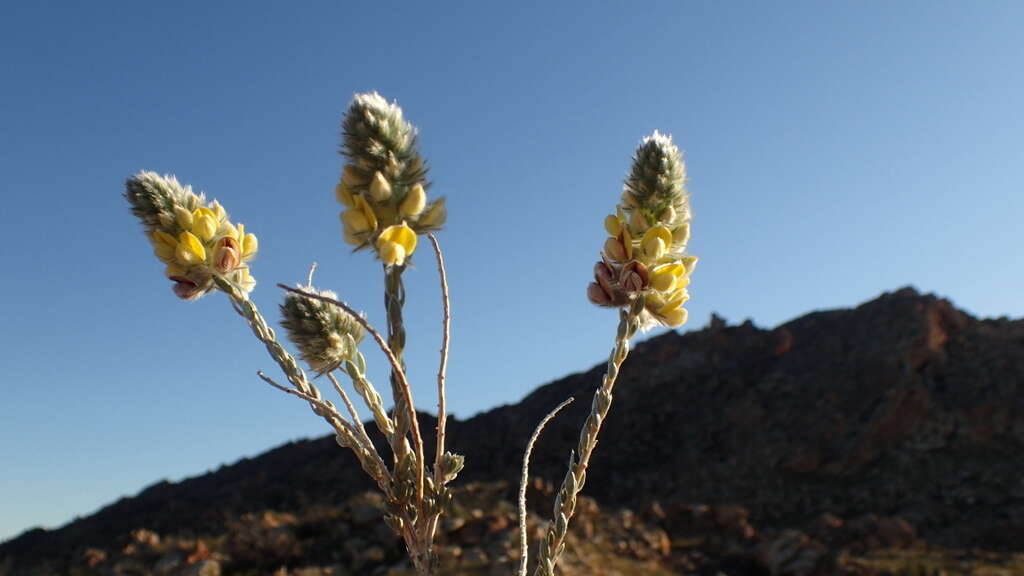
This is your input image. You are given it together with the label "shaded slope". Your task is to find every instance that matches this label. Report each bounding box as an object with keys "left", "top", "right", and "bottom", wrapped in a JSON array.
[{"left": 4, "top": 287, "right": 1024, "bottom": 569}]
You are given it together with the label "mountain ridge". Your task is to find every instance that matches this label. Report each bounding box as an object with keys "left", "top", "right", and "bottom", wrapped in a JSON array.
[{"left": 5, "top": 286, "right": 1024, "bottom": 574}]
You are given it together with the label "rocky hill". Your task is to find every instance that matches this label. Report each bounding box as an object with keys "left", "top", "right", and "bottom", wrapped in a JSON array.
[{"left": 4, "top": 287, "right": 1024, "bottom": 575}]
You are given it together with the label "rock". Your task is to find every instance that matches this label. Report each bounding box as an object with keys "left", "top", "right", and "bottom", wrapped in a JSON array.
[
  {"left": 130, "top": 529, "right": 160, "bottom": 548},
  {"left": 180, "top": 559, "right": 220, "bottom": 576},
  {"left": 758, "top": 530, "right": 830, "bottom": 576},
  {"left": 153, "top": 552, "right": 183, "bottom": 575}
]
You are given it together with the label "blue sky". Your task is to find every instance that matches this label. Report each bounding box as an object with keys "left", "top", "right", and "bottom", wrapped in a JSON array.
[{"left": 2, "top": 1, "right": 1023, "bottom": 542}]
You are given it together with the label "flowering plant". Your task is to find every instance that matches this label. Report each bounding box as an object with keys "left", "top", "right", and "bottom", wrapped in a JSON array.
[{"left": 124, "top": 92, "right": 694, "bottom": 575}]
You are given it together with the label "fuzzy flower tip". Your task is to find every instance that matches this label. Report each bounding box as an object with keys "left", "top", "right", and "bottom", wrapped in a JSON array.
[
  {"left": 125, "top": 171, "right": 258, "bottom": 300},
  {"left": 335, "top": 92, "right": 446, "bottom": 266},
  {"left": 587, "top": 132, "right": 696, "bottom": 329},
  {"left": 280, "top": 285, "right": 365, "bottom": 374}
]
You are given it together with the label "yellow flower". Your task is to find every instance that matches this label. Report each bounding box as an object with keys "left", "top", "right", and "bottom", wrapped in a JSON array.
[
  {"left": 341, "top": 209, "right": 371, "bottom": 235},
  {"left": 649, "top": 262, "right": 686, "bottom": 293},
  {"left": 175, "top": 231, "right": 206, "bottom": 265},
  {"left": 660, "top": 307, "right": 688, "bottom": 327},
  {"left": 400, "top": 183, "right": 426, "bottom": 217},
  {"left": 641, "top": 226, "right": 672, "bottom": 260},
  {"left": 660, "top": 288, "right": 689, "bottom": 315},
  {"left": 377, "top": 223, "right": 417, "bottom": 266},
  {"left": 242, "top": 233, "right": 258, "bottom": 260},
  {"left": 191, "top": 208, "right": 218, "bottom": 241},
  {"left": 603, "top": 228, "right": 633, "bottom": 262},
  {"left": 150, "top": 230, "right": 178, "bottom": 262},
  {"left": 642, "top": 285, "right": 691, "bottom": 327},
  {"left": 355, "top": 195, "right": 378, "bottom": 230}
]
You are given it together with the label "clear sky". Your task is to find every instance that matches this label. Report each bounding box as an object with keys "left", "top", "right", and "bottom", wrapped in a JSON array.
[{"left": 2, "top": 1, "right": 1022, "bottom": 543}]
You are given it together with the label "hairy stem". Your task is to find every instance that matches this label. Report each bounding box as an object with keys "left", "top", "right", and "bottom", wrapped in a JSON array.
[
  {"left": 428, "top": 234, "right": 451, "bottom": 491},
  {"left": 383, "top": 266, "right": 427, "bottom": 530},
  {"left": 346, "top": 352, "right": 396, "bottom": 444},
  {"left": 422, "top": 234, "right": 451, "bottom": 554},
  {"left": 256, "top": 370, "right": 391, "bottom": 494},
  {"left": 518, "top": 398, "right": 574, "bottom": 576},
  {"left": 212, "top": 276, "right": 391, "bottom": 496},
  {"left": 327, "top": 372, "right": 370, "bottom": 447},
  {"left": 533, "top": 297, "right": 644, "bottom": 576},
  {"left": 276, "top": 285, "right": 423, "bottom": 481}
]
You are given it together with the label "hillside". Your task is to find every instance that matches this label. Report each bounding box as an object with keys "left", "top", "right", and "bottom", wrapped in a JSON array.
[{"left": 4, "top": 287, "right": 1024, "bottom": 575}]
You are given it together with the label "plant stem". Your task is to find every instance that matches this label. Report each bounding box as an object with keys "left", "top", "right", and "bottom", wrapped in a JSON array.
[
  {"left": 213, "top": 277, "right": 391, "bottom": 494},
  {"left": 383, "top": 264, "right": 430, "bottom": 573},
  {"left": 518, "top": 398, "right": 574, "bottom": 576},
  {"left": 384, "top": 264, "right": 413, "bottom": 454},
  {"left": 422, "top": 234, "right": 451, "bottom": 556},
  {"left": 533, "top": 297, "right": 644, "bottom": 576}
]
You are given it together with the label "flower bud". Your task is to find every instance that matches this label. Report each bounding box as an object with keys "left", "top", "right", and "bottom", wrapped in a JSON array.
[
  {"left": 213, "top": 236, "right": 240, "bottom": 273},
  {"left": 192, "top": 209, "right": 218, "bottom": 241},
  {"left": 220, "top": 221, "right": 238, "bottom": 240},
  {"left": 341, "top": 209, "right": 370, "bottom": 234},
  {"left": 629, "top": 209, "right": 648, "bottom": 234},
  {"left": 334, "top": 181, "right": 356, "bottom": 208},
  {"left": 400, "top": 183, "right": 426, "bottom": 217},
  {"left": 342, "top": 224, "right": 362, "bottom": 246},
  {"left": 242, "top": 233, "right": 258, "bottom": 259},
  {"left": 619, "top": 260, "right": 649, "bottom": 294},
  {"left": 603, "top": 228, "right": 633, "bottom": 262},
  {"left": 417, "top": 198, "right": 447, "bottom": 230},
  {"left": 603, "top": 237, "right": 627, "bottom": 262},
  {"left": 603, "top": 215, "right": 622, "bottom": 236},
  {"left": 594, "top": 261, "right": 617, "bottom": 296},
  {"left": 150, "top": 230, "right": 178, "bottom": 262},
  {"left": 280, "top": 284, "right": 365, "bottom": 373},
  {"left": 174, "top": 206, "right": 193, "bottom": 230},
  {"left": 672, "top": 222, "right": 690, "bottom": 246},
  {"left": 342, "top": 165, "right": 365, "bottom": 186},
  {"left": 369, "top": 171, "right": 392, "bottom": 202},
  {"left": 681, "top": 254, "right": 699, "bottom": 273},
  {"left": 587, "top": 282, "right": 615, "bottom": 306},
  {"left": 172, "top": 279, "right": 203, "bottom": 301},
  {"left": 210, "top": 200, "right": 226, "bottom": 222},
  {"left": 663, "top": 205, "right": 677, "bottom": 224}
]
